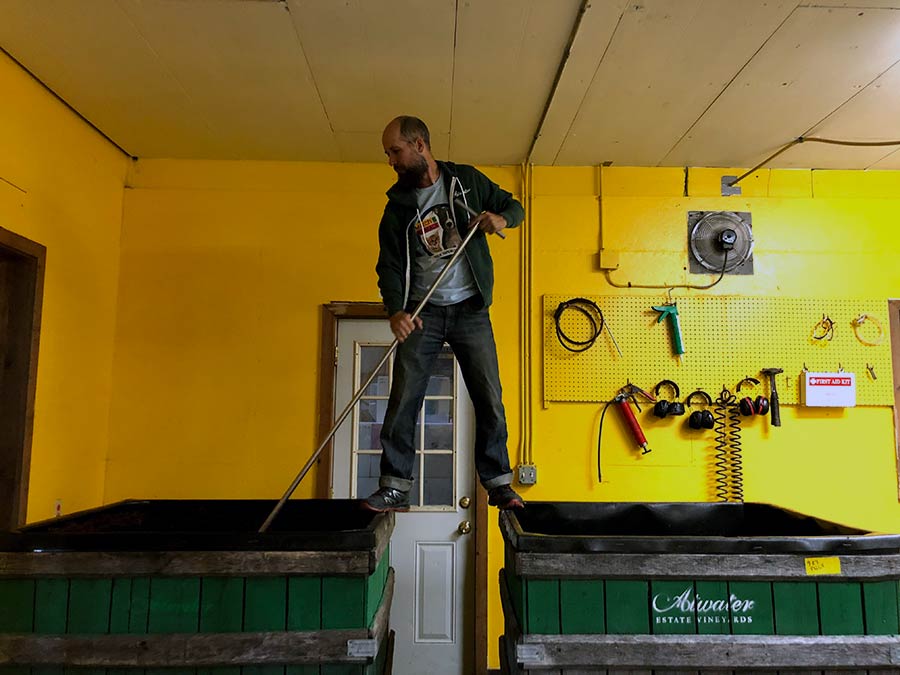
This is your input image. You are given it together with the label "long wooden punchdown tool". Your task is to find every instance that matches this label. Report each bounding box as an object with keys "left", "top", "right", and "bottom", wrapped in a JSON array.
[{"left": 259, "top": 201, "right": 505, "bottom": 532}]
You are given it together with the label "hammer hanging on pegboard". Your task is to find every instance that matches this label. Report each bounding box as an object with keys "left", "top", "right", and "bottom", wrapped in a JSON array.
[{"left": 760, "top": 368, "right": 783, "bottom": 427}]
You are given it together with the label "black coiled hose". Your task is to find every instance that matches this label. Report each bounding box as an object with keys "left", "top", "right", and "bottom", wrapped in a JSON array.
[{"left": 553, "top": 298, "right": 605, "bottom": 353}]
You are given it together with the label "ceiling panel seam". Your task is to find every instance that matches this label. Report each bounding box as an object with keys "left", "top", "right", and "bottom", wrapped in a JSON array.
[
  {"left": 283, "top": 1, "right": 335, "bottom": 148},
  {"left": 866, "top": 144, "right": 900, "bottom": 169},
  {"left": 804, "top": 54, "right": 900, "bottom": 169},
  {"left": 658, "top": 3, "right": 802, "bottom": 167},
  {"left": 114, "top": 0, "right": 217, "bottom": 148},
  {"left": 546, "top": 1, "right": 623, "bottom": 165},
  {"left": 0, "top": 45, "right": 133, "bottom": 158},
  {"left": 804, "top": 4, "right": 900, "bottom": 9}
]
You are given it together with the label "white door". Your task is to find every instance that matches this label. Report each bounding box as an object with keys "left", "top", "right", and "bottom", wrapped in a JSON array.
[{"left": 333, "top": 319, "right": 475, "bottom": 675}]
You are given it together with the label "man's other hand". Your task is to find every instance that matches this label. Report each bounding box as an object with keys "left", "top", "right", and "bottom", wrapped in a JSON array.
[
  {"left": 390, "top": 311, "right": 423, "bottom": 342},
  {"left": 470, "top": 211, "right": 507, "bottom": 236}
]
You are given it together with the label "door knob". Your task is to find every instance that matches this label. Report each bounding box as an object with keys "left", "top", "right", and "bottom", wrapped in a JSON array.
[
  {"left": 457, "top": 520, "right": 472, "bottom": 535},
  {"left": 459, "top": 496, "right": 471, "bottom": 509}
]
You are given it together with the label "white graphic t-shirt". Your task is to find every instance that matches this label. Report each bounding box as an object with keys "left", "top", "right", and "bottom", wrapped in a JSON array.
[{"left": 409, "top": 175, "right": 478, "bottom": 306}]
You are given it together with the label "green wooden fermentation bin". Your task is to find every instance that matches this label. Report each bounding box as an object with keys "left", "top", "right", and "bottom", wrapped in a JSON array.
[
  {"left": 0, "top": 499, "right": 394, "bottom": 675},
  {"left": 499, "top": 502, "right": 900, "bottom": 673}
]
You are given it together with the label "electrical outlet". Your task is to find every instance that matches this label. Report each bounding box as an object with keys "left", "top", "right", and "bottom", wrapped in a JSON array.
[{"left": 517, "top": 464, "right": 537, "bottom": 485}]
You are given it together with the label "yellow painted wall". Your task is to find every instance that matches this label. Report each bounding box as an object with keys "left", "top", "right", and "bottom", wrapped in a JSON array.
[
  {"left": 108, "top": 160, "right": 523, "bottom": 500},
  {"left": 116, "top": 161, "right": 900, "bottom": 669},
  {"left": 522, "top": 165, "right": 900, "bottom": 529},
  {"left": 0, "top": 51, "right": 129, "bottom": 522}
]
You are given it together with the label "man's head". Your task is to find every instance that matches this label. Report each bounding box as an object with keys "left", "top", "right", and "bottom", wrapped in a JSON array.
[{"left": 382, "top": 116, "right": 433, "bottom": 188}]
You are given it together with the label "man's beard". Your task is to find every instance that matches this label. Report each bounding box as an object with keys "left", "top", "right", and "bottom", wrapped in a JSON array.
[{"left": 395, "top": 154, "right": 428, "bottom": 188}]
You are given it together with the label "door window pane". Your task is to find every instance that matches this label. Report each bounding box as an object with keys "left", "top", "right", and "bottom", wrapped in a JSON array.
[
  {"left": 356, "top": 453, "right": 380, "bottom": 500},
  {"left": 424, "top": 399, "right": 453, "bottom": 450},
  {"left": 426, "top": 351, "right": 454, "bottom": 395},
  {"left": 423, "top": 453, "right": 453, "bottom": 506},
  {"left": 357, "top": 399, "right": 384, "bottom": 450},
  {"left": 408, "top": 454, "right": 421, "bottom": 507},
  {"left": 360, "top": 346, "right": 391, "bottom": 396}
]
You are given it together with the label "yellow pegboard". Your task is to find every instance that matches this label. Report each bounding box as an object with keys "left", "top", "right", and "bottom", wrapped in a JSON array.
[{"left": 544, "top": 295, "right": 893, "bottom": 406}]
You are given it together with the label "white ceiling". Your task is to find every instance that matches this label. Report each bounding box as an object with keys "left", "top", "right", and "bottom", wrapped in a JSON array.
[{"left": 2, "top": 0, "right": 900, "bottom": 169}]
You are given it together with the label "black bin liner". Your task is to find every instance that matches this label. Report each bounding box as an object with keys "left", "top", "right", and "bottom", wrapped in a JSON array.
[
  {"left": 0, "top": 499, "right": 382, "bottom": 552},
  {"left": 505, "top": 501, "right": 900, "bottom": 555}
]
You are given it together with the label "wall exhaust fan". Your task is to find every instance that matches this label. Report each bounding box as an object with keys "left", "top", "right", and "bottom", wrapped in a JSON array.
[{"left": 687, "top": 211, "right": 754, "bottom": 275}]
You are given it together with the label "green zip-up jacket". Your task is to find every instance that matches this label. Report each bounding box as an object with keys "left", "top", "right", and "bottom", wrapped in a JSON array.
[{"left": 375, "top": 160, "right": 524, "bottom": 316}]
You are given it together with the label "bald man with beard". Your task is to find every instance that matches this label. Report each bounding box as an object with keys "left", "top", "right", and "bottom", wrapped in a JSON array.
[{"left": 362, "top": 115, "right": 525, "bottom": 513}]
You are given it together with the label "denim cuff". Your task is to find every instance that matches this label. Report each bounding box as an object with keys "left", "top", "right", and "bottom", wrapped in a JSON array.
[
  {"left": 482, "top": 472, "right": 513, "bottom": 490},
  {"left": 380, "top": 475, "right": 413, "bottom": 491}
]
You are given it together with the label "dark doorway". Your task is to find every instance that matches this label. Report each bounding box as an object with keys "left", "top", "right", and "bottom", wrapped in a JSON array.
[{"left": 0, "top": 227, "right": 45, "bottom": 530}]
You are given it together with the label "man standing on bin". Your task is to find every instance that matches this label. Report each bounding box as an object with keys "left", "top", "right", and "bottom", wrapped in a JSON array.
[{"left": 362, "top": 115, "right": 525, "bottom": 513}]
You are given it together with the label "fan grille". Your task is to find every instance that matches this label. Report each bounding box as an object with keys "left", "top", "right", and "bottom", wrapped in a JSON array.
[{"left": 688, "top": 211, "right": 754, "bottom": 274}]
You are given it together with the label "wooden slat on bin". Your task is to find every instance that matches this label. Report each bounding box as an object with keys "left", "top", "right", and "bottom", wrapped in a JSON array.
[
  {"left": 109, "top": 578, "right": 132, "bottom": 634},
  {"left": 694, "top": 581, "right": 729, "bottom": 635},
  {"left": 288, "top": 577, "right": 322, "bottom": 631},
  {"left": 819, "top": 582, "right": 864, "bottom": 635},
  {"left": 285, "top": 665, "right": 321, "bottom": 675},
  {"left": 198, "top": 578, "right": 244, "bottom": 675},
  {"left": 33, "top": 580, "right": 67, "bottom": 675},
  {"left": 129, "top": 578, "right": 151, "bottom": 633},
  {"left": 728, "top": 581, "right": 774, "bottom": 635},
  {"left": 560, "top": 580, "right": 604, "bottom": 634},
  {"left": 68, "top": 579, "right": 112, "bottom": 633},
  {"left": 504, "top": 546, "right": 526, "bottom": 628},
  {"left": 147, "top": 577, "right": 201, "bottom": 632},
  {"left": 67, "top": 579, "right": 113, "bottom": 675},
  {"left": 148, "top": 577, "right": 201, "bottom": 675},
  {"left": 320, "top": 665, "right": 362, "bottom": 674},
  {"left": 244, "top": 577, "right": 288, "bottom": 675},
  {"left": 606, "top": 580, "right": 649, "bottom": 634},
  {"left": 200, "top": 578, "right": 244, "bottom": 632},
  {"left": 365, "top": 550, "right": 389, "bottom": 627},
  {"left": 34, "top": 579, "right": 67, "bottom": 633},
  {"left": 863, "top": 581, "right": 899, "bottom": 635},
  {"left": 514, "top": 551, "right": 900, "bottom": 580},
  {"left": 526, "top": 579, "right": 560, "bottom": 634},
  {"left": 323, "top": 577, "right": 365, "bottom": 629},
  {"left": 774, "top": 582, "right": 819, "bottom": 635},
  {"left": 0, "top": 579, "right": 34, "bottom": 631},
  {"left": 513, "top": 633, "right": 900, "bottom": 669}
]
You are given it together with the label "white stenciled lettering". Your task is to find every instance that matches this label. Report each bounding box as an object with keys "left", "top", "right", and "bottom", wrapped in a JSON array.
[{"left": 653, "top": 587, "right": 755, "bottom": 616}]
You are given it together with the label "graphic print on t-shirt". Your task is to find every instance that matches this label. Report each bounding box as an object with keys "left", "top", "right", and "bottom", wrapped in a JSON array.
[{"left": 416, "top": 204, "right": 460, "bottom": 258}]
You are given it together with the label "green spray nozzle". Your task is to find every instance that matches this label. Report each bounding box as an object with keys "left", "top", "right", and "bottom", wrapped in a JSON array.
[{"left": 652, "top": 303, "right": 685, "bottom": 358}]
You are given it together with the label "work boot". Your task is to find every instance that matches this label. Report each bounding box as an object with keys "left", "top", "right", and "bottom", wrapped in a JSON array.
[
  {"left": 488, "top": 485, "right": 525, "bottom": 510},
  {"left": 362, "top": 487, "right": 410, "bottom": 513}
]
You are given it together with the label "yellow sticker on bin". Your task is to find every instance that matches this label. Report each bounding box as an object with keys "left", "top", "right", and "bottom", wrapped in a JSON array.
[{"left": 805, "top": 556, "right": 841, "bottom": 575}]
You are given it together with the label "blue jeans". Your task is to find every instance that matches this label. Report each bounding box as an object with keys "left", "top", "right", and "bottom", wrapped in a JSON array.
[{"left": 379, "top": 296, "right": 513, "bottom": 492}]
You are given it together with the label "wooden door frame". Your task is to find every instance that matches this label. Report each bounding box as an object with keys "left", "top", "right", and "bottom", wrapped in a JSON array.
[
  {"left": 0, "top": 226, "right": 45, "bottom": 529},
  {"left": 316, "top": 301, "right": 490, "bottom": 675}
]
